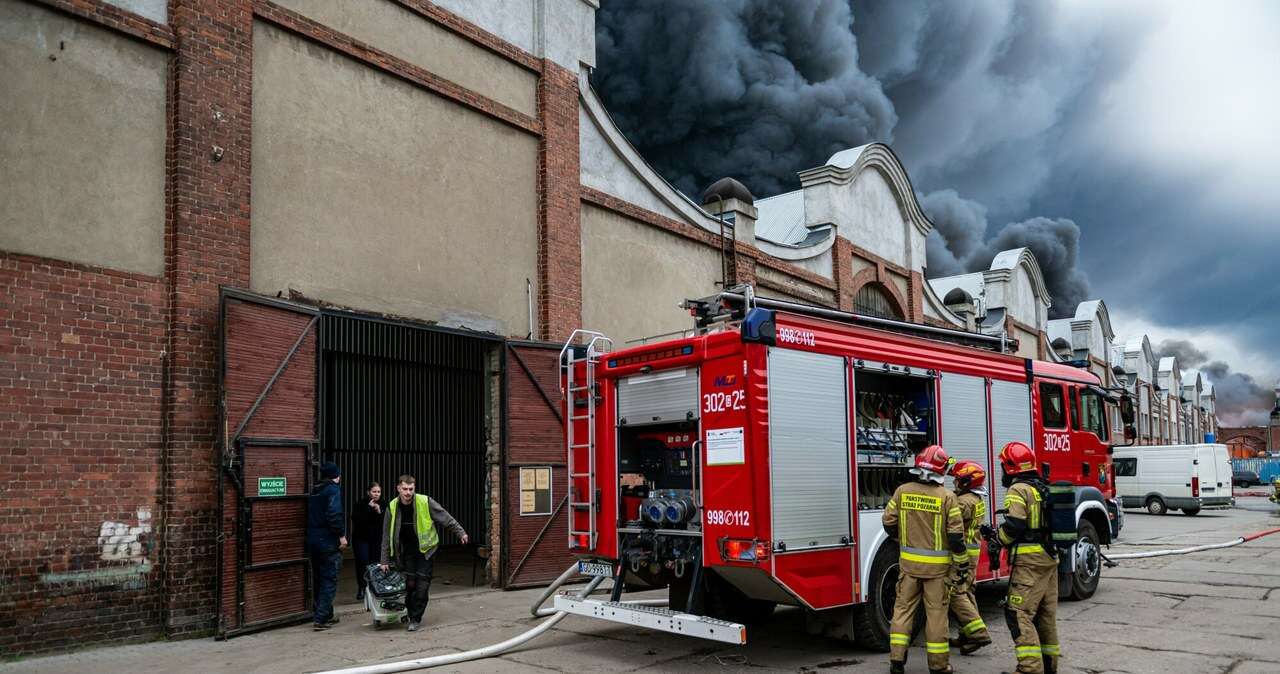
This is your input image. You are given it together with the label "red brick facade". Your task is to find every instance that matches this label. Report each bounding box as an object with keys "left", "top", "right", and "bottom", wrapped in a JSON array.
[
  {"left": 3, "top": 0, "right": 987, "bottom": 657},
  {"left": 1219, "top": 427, "right": 1269, "bottom": 458},
  {"left": 162, "top": 0, "right": 255, "bottom": 637},
  {"left": 2, "top": 0, "right": 575, "bottom": 655},
  {"left": 0, "top": 253, "right": 168, "bottom": 654},
  {"left": 537, "top": 62, "right": 583, "bottom": 342}
]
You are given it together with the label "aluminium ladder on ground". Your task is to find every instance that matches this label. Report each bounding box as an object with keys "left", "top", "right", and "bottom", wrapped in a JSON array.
[{"left": 559, "top": 330, "right": 612, "bottom": 550}]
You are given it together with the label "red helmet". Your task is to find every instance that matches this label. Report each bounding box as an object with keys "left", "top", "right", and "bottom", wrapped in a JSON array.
[
  {"left": 914, "top": 444, "right": 954, "bottom": 475},
  {"left": 951, "top": 460, "right": 986, "bottom": 490},
  {"left": 999, "top": 441, "right": 1038, "bottom": 475}
]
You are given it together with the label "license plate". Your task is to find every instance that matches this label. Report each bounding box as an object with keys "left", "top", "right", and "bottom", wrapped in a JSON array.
[{"left": 578, "top": 561, "right": 613, "bottom": 578}]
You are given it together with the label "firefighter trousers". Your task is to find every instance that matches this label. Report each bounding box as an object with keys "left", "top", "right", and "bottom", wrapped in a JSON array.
[
  {"left": 947, "top": 575, "right": 990, "bottom": 643},
  {"left": 1005, "top": 562, "right": 1060, "bottom": 674},
  {"left": 889, "top": 573, "right": 950, "bottom": 671}
]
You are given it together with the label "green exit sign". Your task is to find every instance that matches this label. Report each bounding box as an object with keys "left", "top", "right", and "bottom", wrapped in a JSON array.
[{"left": 258, "top": 477, "right": 287, "bottom": 497}]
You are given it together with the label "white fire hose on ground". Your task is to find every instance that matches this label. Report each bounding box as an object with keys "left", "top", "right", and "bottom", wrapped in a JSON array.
[
  {"left": 316, "top": 528, "right": 1280, "bottom": 674},
  {"left": 1100, "top": 527, "right": 1280, "bottom": 564},
  {"left": 314, "top": 564, "right": 666, "bottom": 674}
]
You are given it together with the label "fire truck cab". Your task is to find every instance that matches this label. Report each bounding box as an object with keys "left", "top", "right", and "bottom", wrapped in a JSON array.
[{"left": 556, "top": 290, "right": 1134, "bottom": 647}]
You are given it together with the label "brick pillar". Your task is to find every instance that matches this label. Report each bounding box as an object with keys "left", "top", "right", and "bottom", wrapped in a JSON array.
[
  {"left": 831, "top": 237, "right": 855, "bottom": 312},
  {"left": 733, "top": 244, "right": 757, "bottom": 289},
  {"left": 536, "top": 62, "right": 582, "bottom": 342},
  {"left": 907, "top": 271, "right": 925, "bottom": 324},
  {"left": 164, "top": 0, "right": 254, "bottom": 636}
]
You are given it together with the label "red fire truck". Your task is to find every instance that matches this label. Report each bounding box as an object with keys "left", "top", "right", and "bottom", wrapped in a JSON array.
[{"left": 555, "top": 290, "right": 1135, "bottom": 647}]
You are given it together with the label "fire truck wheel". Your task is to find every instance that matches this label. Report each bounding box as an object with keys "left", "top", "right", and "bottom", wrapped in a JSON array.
[
  {"left": 1065, "top": 520, "right": 1102, "bottom": 601},
  {"left": 852, "top": 541, "right": 899, "bottom": 651},
  {"left": 1145, "top": 496, "right": 1168, "bottom": 516}
]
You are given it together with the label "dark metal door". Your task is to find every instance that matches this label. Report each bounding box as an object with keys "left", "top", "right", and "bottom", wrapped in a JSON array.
[
  {"left": 218, "top": 289, "right": 319, "bottom": 636},
  {"left": 503, "top": 341, "right": 575, "bottom": 587}
]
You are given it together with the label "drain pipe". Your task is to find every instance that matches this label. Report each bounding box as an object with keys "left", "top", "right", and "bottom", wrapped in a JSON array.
[
  {"left": 316, "top": 564, "right": 665, "bottom": 674},
  {"left": 1102, "top": 527, "right": 1280, "bottom": 564}
]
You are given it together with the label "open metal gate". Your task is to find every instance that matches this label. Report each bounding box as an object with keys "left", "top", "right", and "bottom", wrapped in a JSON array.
[
  {"left": 218, "top": 289, "right": 319, "bottom": 636},
  {"left": 503, "top": 341, "right": 576, "bottom": 587}
]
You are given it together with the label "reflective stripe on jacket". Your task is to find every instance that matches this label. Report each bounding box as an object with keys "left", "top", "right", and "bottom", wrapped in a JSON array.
[
  {"left": 1000, "top": 481, "right": 1056, "bottom": 569},
  {"left": 956, "top": 490, "right": 986, "bottom": 559},
  {"left": 883, "top": 481, "right": 965, "bottom": 578}
]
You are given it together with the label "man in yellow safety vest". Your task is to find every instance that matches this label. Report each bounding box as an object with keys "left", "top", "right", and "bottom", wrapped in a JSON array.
[{"left": 380, "top": 474, "right": 468, "bottom": 632}]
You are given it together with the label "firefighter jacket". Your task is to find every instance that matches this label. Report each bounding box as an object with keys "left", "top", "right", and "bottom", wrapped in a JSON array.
[
  {"left": 998, "top": 480, "right": 1057, "bottom": 569},
  {"left": 883, "top": 480, "right": 966, "bottom": 578},
  {"left": 956, "top": 490, "right": 987, "bottom": 563}
]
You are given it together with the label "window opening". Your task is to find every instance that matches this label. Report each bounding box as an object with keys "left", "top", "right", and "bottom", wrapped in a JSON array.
[
  {"left": 854, "top": 283, "right": 903, "bottom": 320},
  {"left": 1039, "top": 383, "right": 1065, "bottom": 429}
]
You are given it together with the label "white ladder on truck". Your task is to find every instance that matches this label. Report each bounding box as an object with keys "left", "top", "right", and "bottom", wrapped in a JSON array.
[{"left": 560, "top": 330, "right": 612, "bottom": 550}]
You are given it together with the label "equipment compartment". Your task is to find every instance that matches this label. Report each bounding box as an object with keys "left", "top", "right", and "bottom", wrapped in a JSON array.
[{"left": 854, "top": 368, "right": 937, "bottom": 510}]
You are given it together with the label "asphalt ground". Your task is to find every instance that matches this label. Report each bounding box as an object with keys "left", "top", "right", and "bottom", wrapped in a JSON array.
[{"left": 6, "top": 494, "right": 1279, "bottom": 674}]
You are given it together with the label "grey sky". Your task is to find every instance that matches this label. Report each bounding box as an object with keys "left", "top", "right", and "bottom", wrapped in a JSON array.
[{"left": 594, "top": 0, "right": 1279, "bottom": 425}]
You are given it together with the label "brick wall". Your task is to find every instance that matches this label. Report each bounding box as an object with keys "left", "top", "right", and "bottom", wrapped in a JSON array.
[
  {"left": 536, "top": 62, "right": 582, "bottom": 343},
  {"left": 162, "top": 0, "right": 254, "bottom": 636},
  {"left": 0, "top": 253, "right": 167, "bottom": 655}
]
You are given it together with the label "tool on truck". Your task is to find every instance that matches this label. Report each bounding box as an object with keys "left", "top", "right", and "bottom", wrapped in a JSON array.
[{"left": 555, "top": 287, "right": 1136, "bottom": 649}]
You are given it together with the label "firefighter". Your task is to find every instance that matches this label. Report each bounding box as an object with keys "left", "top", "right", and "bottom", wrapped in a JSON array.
[
  {"left": 882, "top": 444, "right": 969, "bottom": 674},
  {"left": 1269, "top": 476, "right": 1280, "bottom": 503},
  {"left": 983, "top": 441, "right": 1060, "bottom": 674},
  {"left": 947, "top": 460, "right": 992, "bottom": 654}
]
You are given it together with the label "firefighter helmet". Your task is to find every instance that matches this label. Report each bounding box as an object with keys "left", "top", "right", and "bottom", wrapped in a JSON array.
[
  {"left": 913, "top": 444, "right": 954, "bottom": 483},
  {"left": 951, "top": 460, "right": 987, "bottom": 491},
  {"left": 998, "top": 441, "right": 1038, "bottom": 475}
]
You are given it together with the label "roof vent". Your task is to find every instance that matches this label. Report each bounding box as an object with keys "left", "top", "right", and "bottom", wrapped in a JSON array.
[
  {"left": 701, "top": 177, "right": 754, "bottom": 206},
  {"left": 943, "top": 288, "right": 973, "bottom": 307}
]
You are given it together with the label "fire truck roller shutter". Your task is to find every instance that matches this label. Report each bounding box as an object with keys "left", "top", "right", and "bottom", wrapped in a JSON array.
[
  {"left": 940, "top": 373, "right": 991, "bottom": 491},
  {"left": 767, "top": 349, "right": 851, "bottom": 551},
  {"left": 990, "top": 380, "right": 1034, "bottom": 512},
  {"left": 618, "top": 368, "right": 698, "bottom": 425}
]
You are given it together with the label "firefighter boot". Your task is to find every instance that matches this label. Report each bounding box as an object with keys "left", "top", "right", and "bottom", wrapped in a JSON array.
[
  {"left": 889, "top": 661, "right": 905, "bottom": 674},
  {"left": 960, "top": 634, "right": 992, "bottom": 655}
]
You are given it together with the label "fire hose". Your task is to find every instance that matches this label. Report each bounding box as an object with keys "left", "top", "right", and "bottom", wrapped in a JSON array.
[
  {"left": 1099, "top": 527, "right": 1280, "bottom": 566},
  {"left": 314, "top": 563, "right": 666, "bottom": 674}
]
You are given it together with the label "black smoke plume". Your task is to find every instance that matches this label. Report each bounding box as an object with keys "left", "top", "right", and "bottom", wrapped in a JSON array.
[
  {"left": 1156, "top": 340, "right": 1274, "bottom": 427},
  {"left": 594, "top": 1, "right": 1097, "bottom": 314},
  {"left": 594, "top": 0, "right": 895, "bottom": 197}
]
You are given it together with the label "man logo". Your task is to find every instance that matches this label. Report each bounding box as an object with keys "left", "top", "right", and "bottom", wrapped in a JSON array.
[{"left": 714, "top": 375, "right": 738, "bottom": 387}]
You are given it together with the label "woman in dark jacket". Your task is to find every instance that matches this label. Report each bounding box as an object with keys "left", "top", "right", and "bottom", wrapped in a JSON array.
[{"left": 351, "top": 481, "right": 384, "bottom": 601}]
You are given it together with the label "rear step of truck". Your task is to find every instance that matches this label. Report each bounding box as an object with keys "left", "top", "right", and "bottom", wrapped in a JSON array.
[{"left": 553, "top": 595, "right": 747, "bottom": 645}]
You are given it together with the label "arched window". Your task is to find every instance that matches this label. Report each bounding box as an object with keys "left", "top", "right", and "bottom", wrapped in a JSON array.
[{"left": 854, "top": 283, "right": 903, "bottom": 319}]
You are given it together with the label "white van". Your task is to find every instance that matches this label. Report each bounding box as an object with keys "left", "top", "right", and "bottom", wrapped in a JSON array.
[{"left": 1113, "top": 444, "right": 1235, "bottom": 515}]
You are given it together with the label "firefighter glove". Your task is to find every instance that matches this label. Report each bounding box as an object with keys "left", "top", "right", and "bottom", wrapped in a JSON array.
[{"left": 979, "top": 524, "right": 995, "bottom": 541}]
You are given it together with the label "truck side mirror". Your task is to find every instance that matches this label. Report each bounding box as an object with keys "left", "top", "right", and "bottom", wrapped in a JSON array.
[{"left": 1119, "top": 395, "right": 1135, "bottom": 425}]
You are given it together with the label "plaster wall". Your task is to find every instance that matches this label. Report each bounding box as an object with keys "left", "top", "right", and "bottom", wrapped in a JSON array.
[
  {"left": 579, "top": 105, "right": 685, "bottom": 222},
  {"left": 808, "top": 170, "right": 909, "bottom": 269},
  {"left": 0, "top": 0, "right": 166, "bottom": 276},
  {"left": 433, "top": 0, "right": 596, "bottom": 70},
  {"left": 580, "top": 204, "right": 719, "bottom": 344},
  {"left": 274, "top": 0, "right": 538, "bottom": 116},
  {"left": 249, "top": 23, "right": 539, "bottom": 335}
]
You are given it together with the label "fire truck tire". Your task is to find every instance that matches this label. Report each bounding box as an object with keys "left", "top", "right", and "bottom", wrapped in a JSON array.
[
  {"left": 704, "top": 572, "right": 776, "bottom": 625},
  {"left": 852, "top": 541, "right": 899, "bottom": 651},
  {"left": 1064, "top": 520, "right": 1102, "bottom": 601},
  {"left": 1146, "top": 496, "right": 1168, "bottom": 516},
  {"left": 1181, "top": 507, "right": 1201, "bottom": 516}
]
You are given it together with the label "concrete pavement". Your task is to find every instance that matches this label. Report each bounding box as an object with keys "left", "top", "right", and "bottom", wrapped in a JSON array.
[{"left": 5, "top": 497, "right": 1279, "bottom": 674}]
